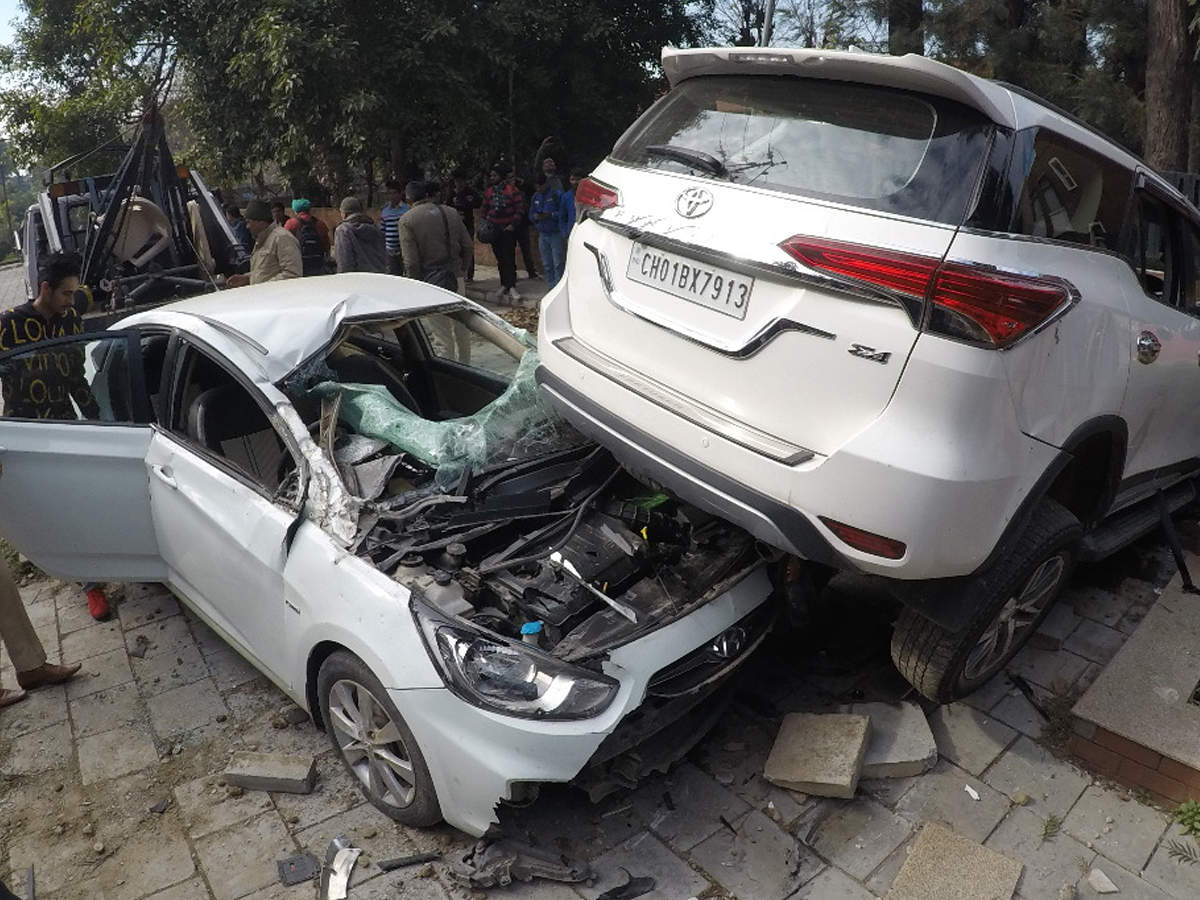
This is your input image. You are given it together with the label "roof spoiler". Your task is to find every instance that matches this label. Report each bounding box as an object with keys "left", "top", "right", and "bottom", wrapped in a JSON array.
[{"left": 660, "top": 47, "right": 1017, "bottom": 130}]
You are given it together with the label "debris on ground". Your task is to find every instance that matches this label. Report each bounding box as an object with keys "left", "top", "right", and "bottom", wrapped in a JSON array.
[
  {"left": 148, "top": 798, "right": 169, "bottom": 814},
  {"left": 449, "top": 838, "right": 591, "bottom": 888},
  {"left": 964, "top": 784, "right": 981, "bottom": 801},
  {"left": 763, "top": 712, "right": 870, "bottom": 799},
  {"left": 277, "top": 852, "right": 320, "bottom": 886},
  {"left": 850, "top": 701, "right": 938, "bottom": 778},
  {"left": 224, "top": 751, "right": 317, "bottom": 794},
  {"left": 320, "top": 836, "right": 361, "bottom": 900},
  {"left": 281, "top": 704, "right": 309, "bottom": 726},
  {"left": 128, "top": 634, "right": 152, "bottom": 659},
  {"left": 597, "top": 868, "right": 656, "bottom": 900},
  {"left": 887, "top": 823, "right": 1021, "bottom": 900},
  {"left": 377, "top": 851, "right": 441, "bottom": 872},
  {"left": 1086, "top": 867, "right": 1120, "bottom": 893}
]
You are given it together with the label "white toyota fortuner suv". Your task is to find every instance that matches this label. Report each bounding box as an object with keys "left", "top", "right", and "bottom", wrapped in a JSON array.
[{"left": 538, "top": 46, "right": 1200, "bottom": 702}]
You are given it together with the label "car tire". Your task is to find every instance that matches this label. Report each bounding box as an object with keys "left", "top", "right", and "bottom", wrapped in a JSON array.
[
  {"left": 317, "top": 650, "right": 442, "bottom": 827},
  {"left": 891, "top": 498, "right": 1081, "bottom": 703}
]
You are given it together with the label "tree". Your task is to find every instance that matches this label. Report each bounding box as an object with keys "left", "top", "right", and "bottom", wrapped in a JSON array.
[
  {"left": 1145, "top": 0, "right": 1192, "bottom": 170},
  {"left": 887, "top": 0, "right": 924, "bottom": 54}
]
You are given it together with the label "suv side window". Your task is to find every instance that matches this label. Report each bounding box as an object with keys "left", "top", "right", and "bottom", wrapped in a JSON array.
[
  {"left": 1131, "top": 194, "right": 1179, "bottom": 308},
  {"left": 1014, "top": 132, "right": 1132, "bottom": 251},
  {"left": 1180, "top": 220, "right": 1200, "bottom": 316}
]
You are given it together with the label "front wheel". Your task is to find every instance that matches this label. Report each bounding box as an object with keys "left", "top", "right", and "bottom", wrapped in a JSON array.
[
  {"left": 891, "top": 498, "right": 1081, "bottom": 703},
  {"left": 317, "top": 650, "right": 442, "bottom": 826}
]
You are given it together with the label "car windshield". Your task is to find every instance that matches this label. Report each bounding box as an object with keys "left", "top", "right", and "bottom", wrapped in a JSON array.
[
  {"left": 611, "top": 75, "right": 995, "bottom": 225},
  {"left": 283, "top": 306, "right": 588, "bottom": 497}
]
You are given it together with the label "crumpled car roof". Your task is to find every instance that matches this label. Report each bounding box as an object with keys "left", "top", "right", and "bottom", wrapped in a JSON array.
[{"left": 122, "top": 273, "right": 464, "bottom": 383}]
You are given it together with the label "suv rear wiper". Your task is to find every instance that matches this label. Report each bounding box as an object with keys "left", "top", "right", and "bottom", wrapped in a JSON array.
[{"left": 645, "top": 144, "right": 729, "bottom": 179}]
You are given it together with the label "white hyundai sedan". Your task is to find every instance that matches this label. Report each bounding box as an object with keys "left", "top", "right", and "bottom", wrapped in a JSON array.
[{"left": 0, "top": 273, "right": 774, "bottom": 836}]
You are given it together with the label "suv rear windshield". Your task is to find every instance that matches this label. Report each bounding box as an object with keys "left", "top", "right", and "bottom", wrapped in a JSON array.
[{"left": 612, "top": 75, "right": 995, "bottom": 225}]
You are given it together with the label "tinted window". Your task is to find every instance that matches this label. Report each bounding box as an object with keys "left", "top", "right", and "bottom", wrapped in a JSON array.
[
  {"left": 1013, "top": 132, "right": 1131, "bottom": 250},
  {"left": 1183, "top": 221, "right": 1200, "bottom": 315},
  {"left": 611, "top": 75, "right": 994, "bottom": 225}
]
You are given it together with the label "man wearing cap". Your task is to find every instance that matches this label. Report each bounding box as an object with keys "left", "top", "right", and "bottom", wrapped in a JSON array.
[
  {"left": 284, "top": 198, "right": 331, "bottom": 276},
  {"left": 227, "top": 200, "right": 302, "bottom": 286},
  {"left": 333, "top": 196, "right": 388, "bottom": 274}
]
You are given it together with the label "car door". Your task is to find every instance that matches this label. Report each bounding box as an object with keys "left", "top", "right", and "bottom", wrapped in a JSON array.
[
  {"left": 0, "top": 329, "right": 165, "bottom": 581},
  {"left": 1119, "top": 185, "right": 1200, "bottom": 499},
  {"left": 145, "top": 338, "right": 303, "bottom": 679}
]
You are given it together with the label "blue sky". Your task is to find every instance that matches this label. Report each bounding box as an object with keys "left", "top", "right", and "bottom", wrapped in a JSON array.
[{"left": 0, "top": 0, "right": 19, "bottom": 45}]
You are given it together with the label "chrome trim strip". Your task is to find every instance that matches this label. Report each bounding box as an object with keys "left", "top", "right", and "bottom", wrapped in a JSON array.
[
  {"left": 552, "top": 334, "right": 815, "bottom": 466},
  {"left": 583, "top": 240, "right": 836, "bottom": 360}
]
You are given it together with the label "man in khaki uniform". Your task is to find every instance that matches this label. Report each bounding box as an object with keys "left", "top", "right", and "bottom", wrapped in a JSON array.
[
  {"left": 0, "top": 561, "right": 80, "bottom": 706},
  {"left": 227, "top": 199, "right": 302, "bottom": 287},
  {"left": 397, "top": 181, "right": 474, "bottom": 291}
]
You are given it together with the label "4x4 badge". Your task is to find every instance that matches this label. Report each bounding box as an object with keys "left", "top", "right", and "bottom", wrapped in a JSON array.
[
  {"left": 676, "top": 187, "right": 713, "bottom": 218},
  {"left": 849, "top": 343, "right": 891, "bottom": 364}
]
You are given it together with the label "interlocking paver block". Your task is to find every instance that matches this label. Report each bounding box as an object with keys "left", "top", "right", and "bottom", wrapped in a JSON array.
[
  {"left": 811, "top": 797, "right": 913, "bottom": 879},
  {"left": 927, "top": 702, "right": 1017, "bottom": 776},
  {"left": 984, "top": 806, "right": 1094, "bottom": 899},
  {"left": 887, "top": 822, "right": 1021, "bottom": 900},
  {"left": 225, "top": 751, "right": 317, "bottom": 794},
  {"left": 78, "top": 725, "right": 159, "bottom": 784},
  {"left": 983, "top": 735, "right": 1089, "bottom": 817},
  {"left": 1142, "top": 824, "right": 1200, "bottom": 899},
  {"left": 852, "top": 701, "right": 937, "bottom": 779},
  {"left": 578, "top": 831, "right": 709, "bottom": 899},
  {"left": 1063, "top": 784, "right": 1169, "bottom": 873},
  {"left": 763, "top": 712, "right": 869, "bottom": 799},
  {"left": 632, "top": 762, "right": 750, "bottom": 851},
  {"left": 690, "top": 809, "right": 823, "bottom": 900},
  {"left": 195, "top": 811, "right": 296, "bottom": 900},
  {"left": 894, "top": 760, "right": 1009, "bottom": 843}
]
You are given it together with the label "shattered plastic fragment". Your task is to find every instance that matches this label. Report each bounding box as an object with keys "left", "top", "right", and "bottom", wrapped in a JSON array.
[{"left": 964, "top": 784, "right": 980, "bottom": 801}]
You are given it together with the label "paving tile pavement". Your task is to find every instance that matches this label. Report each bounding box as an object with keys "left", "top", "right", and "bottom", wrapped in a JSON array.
[{"left": 1, "top": 567, "right": 1197, "bottom": 900}]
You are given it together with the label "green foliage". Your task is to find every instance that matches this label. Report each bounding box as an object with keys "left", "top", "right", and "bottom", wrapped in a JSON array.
[
  {"left": 1042, "top": 814, "right": 1063, "bottom": 841},
  {"left": 1168, "top": 838, "right": 1200, "bottom": 865},
  {"left": 1175, "top": 799, "right": 1200, "bottom": 837}
]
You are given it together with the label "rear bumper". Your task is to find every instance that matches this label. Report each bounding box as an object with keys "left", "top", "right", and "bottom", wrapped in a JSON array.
[{"left": 538, "top": 280, "right": 1061, "bottom": 580}]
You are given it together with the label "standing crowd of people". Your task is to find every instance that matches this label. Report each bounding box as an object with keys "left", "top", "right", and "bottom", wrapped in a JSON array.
[{"left": 218, "top": 143, "right": 582, "bottom": 306}]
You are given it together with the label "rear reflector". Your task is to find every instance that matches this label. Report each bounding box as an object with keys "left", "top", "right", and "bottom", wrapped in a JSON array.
[
  {"left": 575, "top": 177, "right": 619, "bottom": 223},
  {"left": 780, "top": 235, "right": 1073, "bottom": 348},
  {"left": 818, "top": 516, "right": 907, "bottom": 560}
]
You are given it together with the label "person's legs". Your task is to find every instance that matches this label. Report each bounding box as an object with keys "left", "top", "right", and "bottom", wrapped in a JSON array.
[
  {"left": 516, "top": 223, "right": 538, "bottom": 278},
  {"left": 538, "top": 233, "right": 559, "bottom": 287},
  {"left": 495, "top": 231, "right": 517, "bottom": 293},
  {"left": 547, "top": 233, "right": 565, "bottom": 286},
  {"left": 0, "top": 563, "right": 45, "bottom": 676}
]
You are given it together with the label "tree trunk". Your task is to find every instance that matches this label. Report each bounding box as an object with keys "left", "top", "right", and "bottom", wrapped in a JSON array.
[
  {"left": 1145, "top": 0, "right": 1192, "bottom": 172},
  {"left": 888, "top": 0, "right": 924, "bottom": 55}
]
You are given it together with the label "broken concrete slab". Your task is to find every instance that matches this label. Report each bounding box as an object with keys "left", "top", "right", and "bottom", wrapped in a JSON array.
[
  {"left": 851, "top": 701, "right": 937, "bottom": 779},
  {"left": 224, "top": 751, "right": 317, "bottom": 795},
  {"left": 1086, "top": 868, "right": 1119, "bottom": 894},
  {"left": 886, "top": 822, "right": 1022, "bottom": 900},
  {"left": 763, "top": 712, "right": 869, "bottom": 799},
  {"left": 927, "top": 702, "right": 1017, "bottom": 777}
]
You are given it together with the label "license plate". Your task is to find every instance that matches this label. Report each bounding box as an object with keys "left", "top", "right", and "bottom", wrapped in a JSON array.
[{"left": 626, "top": 243, "right": 753, "bottom": 320}]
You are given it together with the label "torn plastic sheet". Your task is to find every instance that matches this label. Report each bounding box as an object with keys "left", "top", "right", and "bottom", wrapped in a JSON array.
[{"left": 309, "top": 349, "right": 584, "bottom": 488}]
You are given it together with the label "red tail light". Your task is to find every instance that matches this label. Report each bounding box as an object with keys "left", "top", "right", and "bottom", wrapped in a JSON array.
[
  {"left": 575, "top": 177, "right": 619, "bottom": 223},
  {"left": 818, "top": 516, "right": 907, "bottom": 560},
  {"left": 780, "top": 236, "right": 1073, "bottom": 348}
]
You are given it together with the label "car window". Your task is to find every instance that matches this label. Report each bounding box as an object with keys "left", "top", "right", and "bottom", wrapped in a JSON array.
[
  {"left": 1013, "top": 132, "right": 1131, "bottom": 250},
  {"left": 170, "top": 345, "right": 294, "bottom": 494},
  {"left": 419, "top": 312, "right": 521, "bottom": 381},
  {"left": 1132, "top": 194, "right": 1177, "bottom": 307},
  {"left": 610, "top": 75, "right": 994, "bottom": 225},
  {"left": 0, "top": 334, "right": 138, "bottom": 422},
  {"left": 1180, "top": 220, "right": 1200, "bottom": 316}
]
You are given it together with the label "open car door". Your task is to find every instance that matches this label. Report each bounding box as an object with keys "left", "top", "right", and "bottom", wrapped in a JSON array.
[{"left": 0, "top": 329, "right": 165, "bottom": 581}]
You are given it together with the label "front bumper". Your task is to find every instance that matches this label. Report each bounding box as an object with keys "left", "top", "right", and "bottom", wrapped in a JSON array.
[{"left": 393, "top": 565, "right": 773, "bottom": 836}]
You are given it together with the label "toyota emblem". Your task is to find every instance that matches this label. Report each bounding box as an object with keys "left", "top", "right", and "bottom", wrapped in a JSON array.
[
  {"left": 676, "top": 187, "right": 714, "bottom": 219},
  {"left": 710, "top": 626, "right": 748, "bottom": 660}
]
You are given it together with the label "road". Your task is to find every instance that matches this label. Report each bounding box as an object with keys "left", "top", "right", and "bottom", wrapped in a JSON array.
[{"left": 0, "top": 262, "right": 26, "bottom": 311}]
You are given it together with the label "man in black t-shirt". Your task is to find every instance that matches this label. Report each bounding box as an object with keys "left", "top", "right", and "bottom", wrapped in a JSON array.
[
  {"left": 0, "top": 252, "right": 95, "bottom": 419},
  {"left": 0, "top": 252, "right": 111, "bottom": 621}
]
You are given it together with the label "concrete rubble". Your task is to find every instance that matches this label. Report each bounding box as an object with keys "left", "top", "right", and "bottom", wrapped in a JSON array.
[
  {"left": 763, "top": 712, "right": 870, "bottom": 799},
  {"left": 851, "top": 701, "right": 939, "bottom": 779},
  {"left": 223, "top": 750, "right": 317, "bottom": 794}
]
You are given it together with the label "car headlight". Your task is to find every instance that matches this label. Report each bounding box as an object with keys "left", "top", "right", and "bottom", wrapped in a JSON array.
[{"left": 413, "top": 598, "right": 619, "bottom": 720}]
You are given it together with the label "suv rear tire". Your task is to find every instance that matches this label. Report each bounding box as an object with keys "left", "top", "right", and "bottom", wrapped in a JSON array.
[{"left": 891, "top": 498, "right": 1081, "bottom": 702}]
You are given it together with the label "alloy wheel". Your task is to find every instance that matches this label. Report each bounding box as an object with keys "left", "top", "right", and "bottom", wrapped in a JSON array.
[
  {"left": 961, "top": 553, "right": 1066, "bottom": 683},
  {"left": 327, "top": 678, "right": 416, "bottom": 808}
]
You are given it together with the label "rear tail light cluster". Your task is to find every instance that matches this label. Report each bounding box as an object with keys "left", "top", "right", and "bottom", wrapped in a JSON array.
[
  {"left": 780, "top": 236, "right": 1074, "bottom": 348},
  {"left": 574, "top": 177, "right": 619, "bottom": 224}
]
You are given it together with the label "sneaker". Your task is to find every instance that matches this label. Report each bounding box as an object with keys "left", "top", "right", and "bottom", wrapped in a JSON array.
[
  {"left": 508, "top": 287, "right": 523, "bottom": 303},
  {"left": 86, "top": 587, "right": 111, "bottom": 621}
]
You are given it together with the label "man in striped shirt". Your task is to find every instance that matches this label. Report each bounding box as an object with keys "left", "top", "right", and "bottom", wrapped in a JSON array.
[{"left": 379, "top": 179, "right": 410, "bottom": 276}]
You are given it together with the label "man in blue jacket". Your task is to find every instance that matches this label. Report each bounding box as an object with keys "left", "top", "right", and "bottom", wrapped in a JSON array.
[
  {"left": 530, "top": 173, "right": 565, "bottom": 287},
  {"left": 559, "top": 168, "right": 583, "bottom": 241}
]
